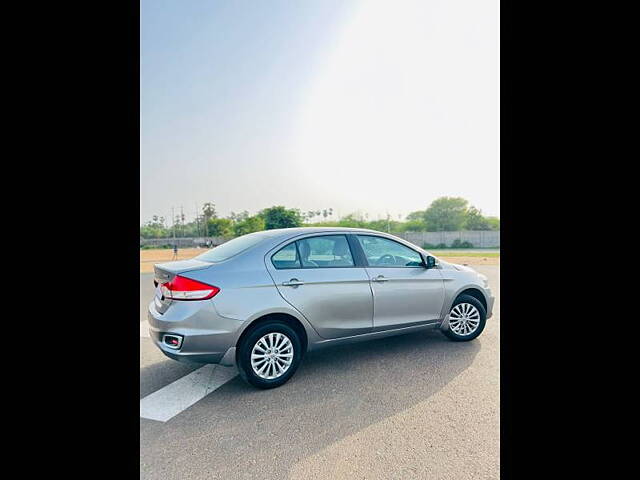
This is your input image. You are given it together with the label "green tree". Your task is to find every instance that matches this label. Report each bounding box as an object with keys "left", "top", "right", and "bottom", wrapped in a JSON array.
[
  {"left": 202, "top": 202, "right": 217, "bottom": 219},
  {"left": 464, "top": 207, "right": 491, "bottom": 230},
  {"left": 322, "top": 208, "right": 333, "bottom": 220},
  {"left": 336, "top": 213, "right": 367, "bottom": 228},
  {"left": 367, "top": 218, "right": 403, "bottom": 232},
  {"left": 140, "top": 215, "right": 170, "bottom": 238},
  {"left": 229, "top": 210, "right": 249, "bottom": 223},
  {"left": 423, "top": 197, "right": 469, "bottom": 231},
  {"left": 406, "top": 210, "right": 426, "bottom": 222},
  {"left": 260, "top": 206, "right": 302, "bottom": 230},
  {"left": 486, "top": 216, "right": 500, "bottom": 230},
  {"left": 399, "top": 220, "right": 426, "bottom": 232},
  {"left": 202, "top": 202, "right": 217, "bottom": 235},
  {"left": 207, "top": 218, "right": 233, "bottom": 237},
  {"left": 234, "top": 215, "right": 266, "bottom": 236},
  {"left": 140, "top": 199, "right": 499, "bottom": 242},
  {"left": 403, "top": 210, "right": 427, "bottom": 231}
]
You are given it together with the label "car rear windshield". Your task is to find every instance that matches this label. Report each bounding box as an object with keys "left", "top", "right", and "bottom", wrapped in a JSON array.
[{"left": 195, "top": 232, "right": 268, "bottom": 263}]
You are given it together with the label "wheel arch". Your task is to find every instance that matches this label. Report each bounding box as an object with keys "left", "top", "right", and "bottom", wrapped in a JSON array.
[
  {"left": 454, "top": 287, "right": 488, "bottom": 312},
  {"left": 235, "top": 312, "right": 309, "bottom": 358}
]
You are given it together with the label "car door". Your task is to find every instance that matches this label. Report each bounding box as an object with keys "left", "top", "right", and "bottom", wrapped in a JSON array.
[
  {"left": 266, "top": 234, "right": 373, "bottom": 339},
  {"left": 355, "top": 234, "right": 445, "bottom": 331}
]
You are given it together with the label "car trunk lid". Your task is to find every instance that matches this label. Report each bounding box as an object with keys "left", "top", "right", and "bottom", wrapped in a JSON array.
[{"left": 152, "top": 259, "right": 212, "bottom": 314}]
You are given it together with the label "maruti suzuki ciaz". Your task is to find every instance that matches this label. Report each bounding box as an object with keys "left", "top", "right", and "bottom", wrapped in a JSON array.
[{"left": 148, "top": 227, "right": 494, "bottom": 389}]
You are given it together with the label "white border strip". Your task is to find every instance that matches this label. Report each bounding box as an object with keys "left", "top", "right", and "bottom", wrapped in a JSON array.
[
  {"left": 140, "top": 364, "right": 238, "bottom": 422},
  {"left": 140, "top": 320, "right": 150, "bottom": 338}
]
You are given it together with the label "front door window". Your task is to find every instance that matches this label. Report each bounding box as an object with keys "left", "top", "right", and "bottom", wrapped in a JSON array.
[{"left": 356, "top": 235, "right": 423, "bottom": 267}]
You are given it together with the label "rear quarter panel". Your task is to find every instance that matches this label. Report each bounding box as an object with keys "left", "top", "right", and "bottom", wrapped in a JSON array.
[{"left": 182, "top": 252, "right": 325, "bottom": 347}]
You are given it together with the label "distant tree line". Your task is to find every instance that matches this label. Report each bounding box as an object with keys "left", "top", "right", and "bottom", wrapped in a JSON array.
[{"left": 140, "top": 197, "right": 499, "bottom": 239}]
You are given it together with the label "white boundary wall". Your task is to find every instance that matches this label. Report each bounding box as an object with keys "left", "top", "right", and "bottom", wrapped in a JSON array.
[{"left": 395, "top": 231, "right": 500, "bottom": 248}]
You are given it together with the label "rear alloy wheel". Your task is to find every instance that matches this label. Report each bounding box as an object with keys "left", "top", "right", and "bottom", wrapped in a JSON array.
[
  {"left": 251, "top": 332, "right": 294, "bottom": 380},
  {"left": 237, "top": 322, "right": 302, "bottom": 389},
  {"left": 442, "top": 294, "right": 487, "bottom": 341}
]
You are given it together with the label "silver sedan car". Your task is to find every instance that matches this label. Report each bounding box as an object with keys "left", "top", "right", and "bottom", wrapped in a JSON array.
[{"left": 148, "top": 227, "right": 494, "bottom": 389}]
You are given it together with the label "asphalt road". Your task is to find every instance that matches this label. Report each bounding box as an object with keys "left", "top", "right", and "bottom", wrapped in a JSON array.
[{"left": 140, "top": 266, "right": 500, "bottom": 479}]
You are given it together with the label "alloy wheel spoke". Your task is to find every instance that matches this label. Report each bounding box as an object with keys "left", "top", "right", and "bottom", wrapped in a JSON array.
[
  {"left": 251, "top": 333, "right": 294, "bottom": 380},
  {"left": 449, "top": 303, "right": 481, "bottom": 336}
]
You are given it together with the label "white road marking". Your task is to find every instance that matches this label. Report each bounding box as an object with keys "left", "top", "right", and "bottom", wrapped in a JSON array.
[
  {"left": 140, "top": 320, "right": 150, "bottom": 338},
  {"left": 140, "top": 364, "right": 238, "bottom": 422}
]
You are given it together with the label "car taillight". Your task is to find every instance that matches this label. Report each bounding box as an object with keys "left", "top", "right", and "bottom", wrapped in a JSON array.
[{"left": 161, "top": 275, "right": 220, "bottom": 301}]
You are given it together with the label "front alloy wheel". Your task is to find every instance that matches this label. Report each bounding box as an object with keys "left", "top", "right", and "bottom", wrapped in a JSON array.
[
  {"left": 449, "top": 303, "right": 481, "bottom": 336},
  {"left": 442, "top": 294, "right": 487, "bottom": 341}
]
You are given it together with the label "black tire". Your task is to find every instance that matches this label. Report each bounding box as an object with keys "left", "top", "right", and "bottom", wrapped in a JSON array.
[
  {"left": 442, "top": 294, "right": 487, "bottom": 342},
  {"left": 237, "top": 321, "right": 303, "bottom": 389}
]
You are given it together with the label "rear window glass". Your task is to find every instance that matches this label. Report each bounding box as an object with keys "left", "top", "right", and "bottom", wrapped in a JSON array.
[
  {"left": 271, "top": 243, "right": 301, "bottom": 269},
  {"left": 195, "top": 232, "right": 267, "bottom": 263}
]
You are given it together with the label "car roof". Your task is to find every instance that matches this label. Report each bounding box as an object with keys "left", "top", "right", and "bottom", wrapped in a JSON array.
[{"left": 259, "top": 226, "right": 383, "bottom": 239}]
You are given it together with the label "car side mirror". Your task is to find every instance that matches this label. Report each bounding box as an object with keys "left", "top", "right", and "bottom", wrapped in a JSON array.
[{"left": 425, "top": 255, "right": 437, "bottom": 269}]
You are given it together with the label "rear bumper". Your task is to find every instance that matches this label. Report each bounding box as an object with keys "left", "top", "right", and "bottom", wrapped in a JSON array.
[
  {"left": 156, "top": 347, "right": 236, "bottom": 365},
  {"left": 147, "top": 299, "right": 243, "bottom": 366}
]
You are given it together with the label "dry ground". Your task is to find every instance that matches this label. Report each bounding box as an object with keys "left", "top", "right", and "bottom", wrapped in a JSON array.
[{"left": 140, "top": 248, "right": 499, "bottom": 273}]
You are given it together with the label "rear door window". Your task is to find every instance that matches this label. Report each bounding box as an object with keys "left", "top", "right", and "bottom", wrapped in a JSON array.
[
  {"left": 271, "top": 235, "right": 356, "bottom": 269},
  {"left": 296, "top": 235, "right": 354, "bottom": 268}
]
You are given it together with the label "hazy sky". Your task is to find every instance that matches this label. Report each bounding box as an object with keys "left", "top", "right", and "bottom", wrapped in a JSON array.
[{"left": 141, "top": 0, "right": 499, "bottom": 224}]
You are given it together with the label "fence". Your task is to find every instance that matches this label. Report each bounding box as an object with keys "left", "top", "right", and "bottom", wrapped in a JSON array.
[
  {"left": 395, "top": 230, "right": 500, "bottom": 248},
  {"left": 141, "top": 230, "right": 499, "bottom": 249},
  {"left": 140, "top": 236, "right": 231, "bottom": 248}
]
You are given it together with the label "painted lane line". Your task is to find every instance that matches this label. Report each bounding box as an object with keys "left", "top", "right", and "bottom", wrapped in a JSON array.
[
  {"left": 140, "top": 364, "right": 238, "bottom": 422},
  {"left": 140, "top": 320, "right": 150, "bottom": 338}
]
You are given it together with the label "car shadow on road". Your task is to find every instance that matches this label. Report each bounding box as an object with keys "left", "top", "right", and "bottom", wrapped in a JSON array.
[{"left": 140, "top": 327, "right": 481, "bottom": 479}]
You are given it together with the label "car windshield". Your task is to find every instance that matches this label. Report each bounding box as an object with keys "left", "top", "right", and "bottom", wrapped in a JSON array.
[{"left": 195, "top": 232, "right": 268, "bottom": 263}]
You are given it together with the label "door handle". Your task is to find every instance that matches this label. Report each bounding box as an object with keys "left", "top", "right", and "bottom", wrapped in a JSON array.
[
  {"left": 372, "top": 275, "right": 388, "bottom": 282},
  {"left": 282, "top": 279, "right": 304, "bottom": 287}
]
